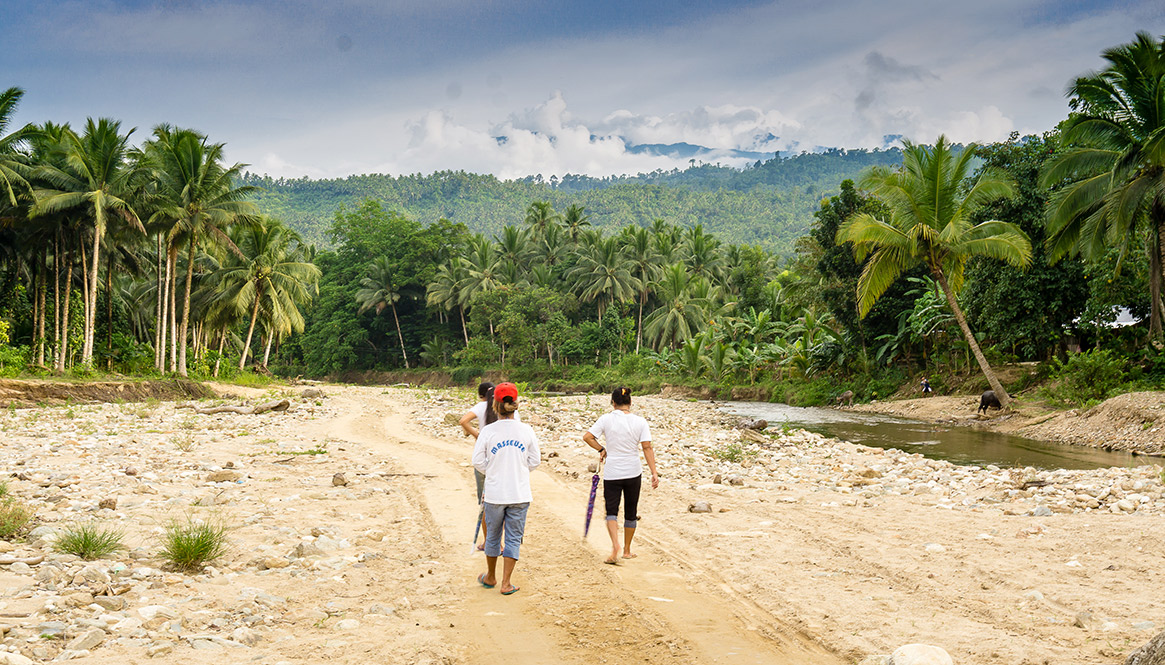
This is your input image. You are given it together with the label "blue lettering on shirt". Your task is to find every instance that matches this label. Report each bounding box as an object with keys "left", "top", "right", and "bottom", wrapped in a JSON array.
[{"left": 489, "top": 439, "right": 526, "bottom": 455}]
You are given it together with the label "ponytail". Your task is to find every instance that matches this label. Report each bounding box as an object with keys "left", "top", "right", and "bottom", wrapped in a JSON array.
[
  {"left": 484, "top": 387, "right": 498, "bottom": 425},
  {"left": 493, "top": 395, "right": 518, "bottom": 417}
]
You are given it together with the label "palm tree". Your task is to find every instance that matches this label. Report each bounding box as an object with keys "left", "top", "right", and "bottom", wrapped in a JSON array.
[
  {"left": 357, "top": 256, "right": 411, "bottom": 368},
  {"left": 523, "top": 201, "right": 561, "bottom": 240},
  {"left": 620, "top": 226, "right": 663, "bottom": 352},
  {"left": 683, "top": 223, "right": 722, "bottom": 280},
  {"left": 496, "top": 225, "right": 533, "bottom": 270},
  {"left": 644, "top": 263, "right": 713, "bottom": 350},
  {"left": 426, "top": 259, "right": 469, "bottom": 344},
  {"left": 0, "top": 87, "right": 35, "bottom": 207},
  {"left": 837, "top": 136, "right": 1031, "bottom": 406},
  {"left": 145, "top": 125, "right": 259, "bottom": 376},
  {"left": 1040, "top": 32, "right": 1165, "bottom": 340},
  {"left": 212, "top": 219, "right": 320, "bottom": 371},
  {"left": 562, "top": 203, "right": 591, "bottom": 243},
  {"left": 31, "top": 118, "right": 144, "bottom": 368},
  {"left": 567, "top": 235, "right": 640, "bottom": 324}
]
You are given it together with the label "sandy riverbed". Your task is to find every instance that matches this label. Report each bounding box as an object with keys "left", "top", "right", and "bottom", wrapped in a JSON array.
[{"left": 0, "top": 384, "right": 1161, "bottom": 664}]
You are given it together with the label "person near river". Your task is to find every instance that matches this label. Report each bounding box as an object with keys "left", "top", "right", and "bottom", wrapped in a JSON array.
[
  {"left": 460, "top": 382, "right": 496, "bottom": 549},
  {"left": 582, "top": 387, "right": 659, "bottom": 564},
  {"left": 472, "top": 382, "right": 540, "bottom": 595},
  {"left": 921, "top": 377, "right": 933, "bottom": 397}
]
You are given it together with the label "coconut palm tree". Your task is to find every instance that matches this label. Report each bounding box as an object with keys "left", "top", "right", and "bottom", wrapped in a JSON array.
[
  {"left": 567, "top": 235, "right": 640, "bottom": 324},
  {"left": 1040, "top": 31, "right": 1165, "bottom": 340},
  {"left": 356, "top": 256, "right": 411, "bottom": 368},
  {"left": 619, "top": 225, "right": 663, "bottom": 352},
  {"left": 426, "top": 259, "right": 470, "bottom": 344},
  {"left": 31, "top": 118, "right": 144, "bottom": 368},
  {"left": 212, "top": 219, "right": 320, "bottom": 371},
  {"left": 0, "top": 87, "right": 35, "bottom": 207},
  {"left": 523, "top": 201, "right": 561, "bottom": 240},
  {"left": 837, "top": 136, "right": 1031, "bottom": 406},
  {"left": 144, "top": 125, "right": 259, "bottom": 376},
  {"left": 562, "top": 203, "right": 591, "bottom": 243},
  {"left": 644, "top": 263, "right": 714, "bottom": 350}
]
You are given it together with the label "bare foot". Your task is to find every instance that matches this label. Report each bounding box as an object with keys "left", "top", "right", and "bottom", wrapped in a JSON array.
[
  {"left": 622, "top": 552, "right": 637, "bottom": 559},
  {"left": 476, "top": 543, "right": 485, "bottom": 552}
]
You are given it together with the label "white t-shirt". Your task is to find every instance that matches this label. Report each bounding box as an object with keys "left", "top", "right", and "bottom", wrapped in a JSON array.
[
  {"left": 469, "top": 401, "right": 520, "bottom": 425},
  {"left": 472, "top": 419, "right": 541, "bottom": 504},
  {"left": 588, "top": 410, "right": 651, "bottom": 481}
]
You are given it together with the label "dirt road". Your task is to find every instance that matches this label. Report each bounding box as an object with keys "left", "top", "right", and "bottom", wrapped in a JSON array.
[{"left": 326, "top": 391, "right": 842, "bottom": 665}]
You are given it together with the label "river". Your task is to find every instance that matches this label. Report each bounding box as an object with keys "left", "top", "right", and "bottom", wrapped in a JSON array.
[{"left": 719, "top": 401, "right": 1156, "bottom": 471}]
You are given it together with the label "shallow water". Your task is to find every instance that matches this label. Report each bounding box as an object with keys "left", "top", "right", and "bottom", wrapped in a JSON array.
[{"left": 719, "top": 401, "right": 1158, "bottom": 471}]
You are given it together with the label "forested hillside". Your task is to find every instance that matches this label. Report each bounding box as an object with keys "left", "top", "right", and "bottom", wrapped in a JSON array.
[{"left": 241, "top": 148, "right": 903, "bottom": 256}]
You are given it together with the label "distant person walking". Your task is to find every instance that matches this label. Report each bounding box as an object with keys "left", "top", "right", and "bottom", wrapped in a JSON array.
[
  {"left": 460, "top": 382, "right": 496, "bottom": 549},
  {"left": 582, "top": 387, "right": 659, "bottom": 564},
  {"left": 921, "top": 377, "right": 933, "bottom": 397},
  {"left": 473, "top": 382, "right": 540, "bottom": 595}
]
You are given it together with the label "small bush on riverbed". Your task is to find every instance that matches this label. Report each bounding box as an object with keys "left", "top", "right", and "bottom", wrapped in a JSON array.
[
  {"left": 1042, "top": 349, "right": 1127, "bottom": 407},
  {"left": 159, "top": 514, "right": 230, "bottom": 571},
  {"left": 0, "top": 497, "right": 35, "bottom": 539},
  {"left": 54, "top": 523, "right": 125, "bottom": 559}
]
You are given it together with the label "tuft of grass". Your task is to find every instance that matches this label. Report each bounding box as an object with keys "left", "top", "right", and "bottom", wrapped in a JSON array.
[
  {"left": 0, "top": 497, "right": 35, "bottom": 539},
  {"left": 54, "top": 523, "right": 125, "bottom": 560},
  {"left": 0, "top": 480, "right": 8, "bottom": 497},
  {"left": 159, "top": 514, "right": 230, "bottom": 571},
  {"left": 710, "top": 441, "right": 756, "bottom": 464},
  {"left": 172, "top": 433, "right": 197, "bottom": 452}
]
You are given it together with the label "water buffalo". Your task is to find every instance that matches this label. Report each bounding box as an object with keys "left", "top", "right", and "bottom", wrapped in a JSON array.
[
  {"left": 836, "top": 390, "right": 854, "bottom": 407},
  {"left": 977, "top": 390, "right": 1002, "bottom": 414}
]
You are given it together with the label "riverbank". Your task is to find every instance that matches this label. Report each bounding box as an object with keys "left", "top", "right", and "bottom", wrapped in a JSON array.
[
  {"left": 0, "top": 384, "right": 1161, "bottom": 664},
  {"left": 849, "top": 392, "right": 1165, "bottom": 455}
]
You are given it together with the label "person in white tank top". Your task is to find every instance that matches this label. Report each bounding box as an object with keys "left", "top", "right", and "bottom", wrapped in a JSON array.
[{"left": 582, "top": 387, "right": 659, "bottom": 564}]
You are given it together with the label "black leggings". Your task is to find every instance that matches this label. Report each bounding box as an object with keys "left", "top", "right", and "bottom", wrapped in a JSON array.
[{"left": 603, "top": 475, "right": 642, "bottom": 528}]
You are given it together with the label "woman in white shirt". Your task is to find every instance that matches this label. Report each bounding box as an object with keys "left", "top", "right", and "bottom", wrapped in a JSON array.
[
  {"left": 472, "top": 382, "right": 541, "bottom": 595},
  {"left": 582, "top": 387, "right": 659, "bottom": 564}
]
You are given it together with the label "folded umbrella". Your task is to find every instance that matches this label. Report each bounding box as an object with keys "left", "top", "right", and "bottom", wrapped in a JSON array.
[{"left": 584, "top": 458, "right": 603, "bottom": 538}]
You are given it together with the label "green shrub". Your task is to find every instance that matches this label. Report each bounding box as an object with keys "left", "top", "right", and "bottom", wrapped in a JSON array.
[
  {"left": 54, "top": 523, "right": 125, "bottom": 560},
  {"left": 451, "top": 366, "right": 485, "bottom": 385},
  {"left": 0, "top": 497, "right": 35, "bottom": 539},
  {"left": 710, "top": 441, "right": 756, "bottom": 464},
  {"left": 159, "top": 515, "right": 230, "bottom": 571},
  {"left": 1044, "top": 348, "right": 1127, "bottom": 407}
]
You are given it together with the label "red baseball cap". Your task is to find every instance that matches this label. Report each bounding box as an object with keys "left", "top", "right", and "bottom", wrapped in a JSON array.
[{"left": 494, "top": 382, "right": 519, "bottom": 402}]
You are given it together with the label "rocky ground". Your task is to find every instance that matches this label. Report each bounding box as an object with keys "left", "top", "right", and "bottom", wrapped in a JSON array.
[
  {"left": 851, "top": 391, "right": 1165, "bottom": 455},
  {"left": 0, "top": 384, "right": 1161, "bottom": 664}
]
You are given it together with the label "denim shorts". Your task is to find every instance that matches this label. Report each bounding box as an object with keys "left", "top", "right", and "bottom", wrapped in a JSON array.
[{"left": 482, "top": 502, "right": 529, "bottom": 560}]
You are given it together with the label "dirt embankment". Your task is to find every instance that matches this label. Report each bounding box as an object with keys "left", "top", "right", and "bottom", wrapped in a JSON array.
[
  {"left": 0, "top": 379, "right": 212, "bottom": 408},
  {"left": 851, "top": 392, "right": 1165, "bottom": 455}
]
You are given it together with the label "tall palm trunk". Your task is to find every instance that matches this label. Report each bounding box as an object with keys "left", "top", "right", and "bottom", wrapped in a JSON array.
[
  {"left": 636, "top": 288, "right": 646, "bottom": 353},
  {"left": 390, "top": 302, "right": 409, "bottom": 368},
  {"left": 168, "top": 247, "right": 178, "bottom": 372},
  {"left": 53, "top": 234, "right": 61, "bottom": 369},
  {"left": 57, "top": 249, "right": 73, "bottom": 371},
  {"left": 459, "top": 305, "right": 469, "bottom": 345},
  {"left": 239, "top": 284, "right": 263, "bottom": 370},
  {"left": 1149, "top": 208, "right": 1164, "bottom": 340},
  {"left": 155, "top": 234, "right": 165, "bottom": 371},
  {"left": 213, "top": 332, "right": 226, "bottom": 378},
  {"left": 177, "top": 231, "right": 197, "bottom": 377},
  {"left": 935, "top": 271, "right": 1010, "bottom": 406},
  {"left": 36, "top": 252, "right": 46, "bottom": 367},
  {"left": 262, "top": 334, "right": 273, "bottom": 368},
  {"left": 83, "top": 225, "right": 102, "bottom": 367}
]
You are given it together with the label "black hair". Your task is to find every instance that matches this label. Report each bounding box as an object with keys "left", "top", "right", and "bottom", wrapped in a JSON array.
[
  {"left": 483, "top": 386, "right": 498, "bottom": 425},
  {"left": 612, "top": 386, "right": 632, "bottom": 406},
  {"left": 477, "top": 382, "right": 495, "bottom": 399}
]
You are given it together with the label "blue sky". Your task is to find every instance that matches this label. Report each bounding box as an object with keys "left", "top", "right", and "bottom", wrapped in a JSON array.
[{"left": 4, "top": 0, "right": 1163, "bottom": 179}]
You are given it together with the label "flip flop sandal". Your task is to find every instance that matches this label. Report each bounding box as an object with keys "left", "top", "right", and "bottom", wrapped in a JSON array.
[
  {"left": 477, "top": 574, "right": 495, "bottom": 589},
  {"left": 501, "top": 586, "right": 520, "bottom": 595}
]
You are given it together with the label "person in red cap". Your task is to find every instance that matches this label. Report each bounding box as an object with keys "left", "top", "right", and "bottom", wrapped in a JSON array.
[{"left": 472, "top": 382, "right": 540, "bottom": 595}]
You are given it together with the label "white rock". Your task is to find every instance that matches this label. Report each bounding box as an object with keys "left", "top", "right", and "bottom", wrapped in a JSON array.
[
  {"left": 138, "top": 605, "right": 179, "bottom": 620},
  {"left": 890, "top": 643, "right": 953, "bottom": 665},
  {"left": 65, "top": 628, "right": 104, "bottom": 651},
  {"left": 0, "top": 654, "right": 34, "bottom": 665}
]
